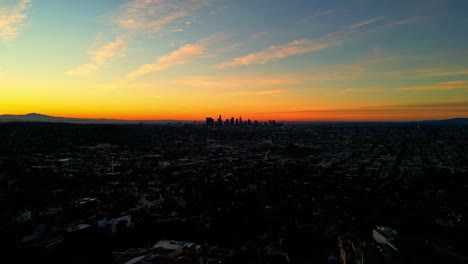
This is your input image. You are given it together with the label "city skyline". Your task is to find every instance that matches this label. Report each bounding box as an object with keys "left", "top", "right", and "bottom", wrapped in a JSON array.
[{"left": 1, "top": 0, "right": 468, "bottom": 121}]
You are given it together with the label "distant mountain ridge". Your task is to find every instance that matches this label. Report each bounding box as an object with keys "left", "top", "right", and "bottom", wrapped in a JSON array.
[
  {"left": 0, "top": 113, "right": 191, "bottom": 124},
  {"left": 422, "top": 118, "right": 468, "bottom": 124},
  {"left": 0, "top": 113, "right": 467, "bottom": 124}
]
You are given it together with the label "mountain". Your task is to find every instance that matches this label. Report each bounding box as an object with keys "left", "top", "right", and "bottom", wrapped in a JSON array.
[
  {"left": 423, "top": 118, "right": 468, "bottom": 124},
  {"left": 0, "top": 113, "right": 192, "bottom": 124}
]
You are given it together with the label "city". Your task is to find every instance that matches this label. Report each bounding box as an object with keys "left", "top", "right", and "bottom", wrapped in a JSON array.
[
  {"left": 1, "top": 0, "right": 468, "bottom": 263},
  {"left": 1, "top": 120, "right": 467, "bottom": 263}
]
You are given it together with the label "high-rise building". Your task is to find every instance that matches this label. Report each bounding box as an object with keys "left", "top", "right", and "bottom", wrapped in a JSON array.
[
  {"left": 217, "top": 115, "right": 223, "bottom": 126},
  {"left": 206, "top": 117, "right": 214, "bottom": 127}
]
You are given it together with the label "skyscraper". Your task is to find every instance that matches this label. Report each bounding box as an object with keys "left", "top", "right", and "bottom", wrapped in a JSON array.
[{"left": 206, "top": 117, "right": 214, "bottom": 127}]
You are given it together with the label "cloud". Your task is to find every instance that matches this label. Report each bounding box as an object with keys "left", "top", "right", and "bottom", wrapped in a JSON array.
[
  {"left": 0, "top": 0, "right": 33, "bottom": 41},
  {"left": 385, "top": 67, "right": 468, "bottom": 79},
  {"left": 257, "top": 101, "right": 468, "bottom": 115},
  {"left": 301, "top": 9, "right": 348, "bottom": 23},
  {"left": 255, "top": 89, "right": 286, "bottom": 95},
  {"left": 69, "top": 0, "right": 215, "bottom": 76},
  {"left": 227, "top": 89, "right": 287, "bottom": 96},
  {"left": 113, "top": 0, "right": 215, "bottom": 36},
  {"left": 399, "top": 81, "right": 468, "bottom": 91},
  {"left": 127, "top": 32, "right": 229, "bottom": 79},
  {"left": 310, "top": 9, "right": 336, "bottom": 18},
  {"left": 66, "top": 37, "right": 127, "bottom": 76},
  {"left": 349, "top": 17, "right": 387, "bottom": 29},
  {"left": 335, "top": 88, "right": 380, "bottom": 95},
  {"left": 306, "top": 65, "right": 365, "bottom": 81},
  {"left": 218, "top": 39, "right": 330, "bottom": 68},
  {"left": 250, "top": 32, "right": 268, "bottom": 39},
  {"left": 218, "top": 16, "right": 406, "bottom": 69},
  {"left": 169, "top": 74, "right": 299, "bottom": 88}
]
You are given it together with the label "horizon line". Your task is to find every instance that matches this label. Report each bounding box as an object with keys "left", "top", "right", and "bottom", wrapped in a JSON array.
[{"left": 0, "top": 113, "right": 467, "bottom": 123}]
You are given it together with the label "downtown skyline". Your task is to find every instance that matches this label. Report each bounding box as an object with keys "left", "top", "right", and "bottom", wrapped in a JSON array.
[{"left": 1, "top": 0, "right": 468, "bottom": 121}]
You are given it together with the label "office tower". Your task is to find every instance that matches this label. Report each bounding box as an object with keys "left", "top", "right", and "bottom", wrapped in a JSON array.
[{"left": 206, "top": 117, "right": 214, "bottom": 127}]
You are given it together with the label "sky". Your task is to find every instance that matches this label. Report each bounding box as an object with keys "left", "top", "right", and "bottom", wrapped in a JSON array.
[{"left": 1, "top": 0, "right": 467, "bottom": 121}]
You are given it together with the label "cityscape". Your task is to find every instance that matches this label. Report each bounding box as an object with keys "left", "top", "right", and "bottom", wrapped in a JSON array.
[
  {"left": 1, "top": 119, "right": 467, "bottom": 263},
  {"left": 1, "top": 0, "right": 468, "bottom": 263},
  {"left": 205, "top": 115, "right": 283, "bottom": 127}
]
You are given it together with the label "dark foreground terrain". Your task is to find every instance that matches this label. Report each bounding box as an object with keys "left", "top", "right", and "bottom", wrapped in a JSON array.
[{"left": 0, "top": 122, "right": 467, "bottom": 263}]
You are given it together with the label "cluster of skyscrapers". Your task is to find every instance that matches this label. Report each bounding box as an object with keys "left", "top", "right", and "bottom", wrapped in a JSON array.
[{"left": 205, "top": 115, "right": 280, "bottom": 127}]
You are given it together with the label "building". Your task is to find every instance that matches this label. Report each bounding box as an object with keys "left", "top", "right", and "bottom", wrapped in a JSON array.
[
  {"left": 113, "top": 240, "right": 234, "bottom": 264},
  {"left": 373, "top": 226, "right": 398, "bottom": 251},
  {"left": 338, "top": 233, "right": 364, "bottom": 264},
  {"left": 206, "top": 117, "right": 214, "bottom": 127}
]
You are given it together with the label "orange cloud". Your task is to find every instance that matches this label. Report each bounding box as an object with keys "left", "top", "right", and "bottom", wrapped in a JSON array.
[
  {"left": 335, "top": 88, "right": 380, "bottom": 95},
  {"left": 169, "top": 74, "right": 299, "bottom": 88},
  {"left": 399, "top": 81, "right": 468, "bottom": 90},
  {"left": 218, "top": 39, "right": 330, "bottom": 68},
  {"left": 0, "top": 0, "right": 32, "bottom": 41},
  {"left": 256, "top": 89, "right": 287, "bottom": 95},
  {"left": 257, "top": 101, "right": 468, "bottom": 117},
  {"left": 66, "top": 37, "right": 127, "bottom": 76},
  {"left": 386, "top": 67, "right": 468, "bottom": 79},
  {"left": 128, "top": 33, "right": 229, "bottom": 79},
  {"left": 218, "top": 16, "right": 423, "bottom": 69}
]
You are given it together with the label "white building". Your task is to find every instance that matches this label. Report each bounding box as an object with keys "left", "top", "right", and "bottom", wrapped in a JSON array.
[{"left": 373, "top": 226, "right": 398, "bottom": 251}]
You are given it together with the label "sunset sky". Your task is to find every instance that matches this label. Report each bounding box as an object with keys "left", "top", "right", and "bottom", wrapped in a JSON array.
[{"left": 1, "top": 0, "right": 467, "bottom": 121}]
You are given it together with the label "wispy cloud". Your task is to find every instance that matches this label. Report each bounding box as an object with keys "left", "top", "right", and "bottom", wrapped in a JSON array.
[
  {"left": 385, "top": 66, "right": 468, "bottom": 79},
  {"left": 255, "top": 89, "right": 286, "bottom": 95},
  {"left": 127, "top": 32, "right": 229, "bottom": 79},
  {"left": 349, "top": 17, "right": 387, "bottom": 29},
  {"left": 0, "top": 0, "right": 33, "bottom": 41},
  {"left": 169, "top": 74, "right": 299, "bottom": 88},
  {"left": 301, "top": 9, "right": 348, "bottom": 23},
  {"left": 69, "top": 0, "right": 215, "bottom": 76},
  {"left": 218, "top": 16, "right": 407, "bottom": 69},
  {"left": 250, "top": 32, "right": 268, "bottom": 39},
  {"left": 114, "top": 0, "right": 215, "bottom": 36},
  {"left": 228, "top": 89, "right": 287, "bottom": 96},
  {"left": 66, "top": 37, "right": 127, "bottom": 76},
  {"left": 257, "top": 101, "right": 468, "bottom": 115},
  {"left": 218, "top": 39, "right": 330, "bottom": 68},
  {"left": 399, "top": 80, "right": 468, "bottom": 90},
  {"left": 335, "top": 88, "right": 380, "bottom": 95}
]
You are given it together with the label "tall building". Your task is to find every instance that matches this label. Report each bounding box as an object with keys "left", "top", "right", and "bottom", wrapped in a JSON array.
[
  {"left": 206, "top": 117, "right": 214, "bottom": 127},
  {"left": 230, "top": 117, "right": 234, "bottom": 126},
  {"left": 217, "top": 115, "right": 223, "bottom": 126}
]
